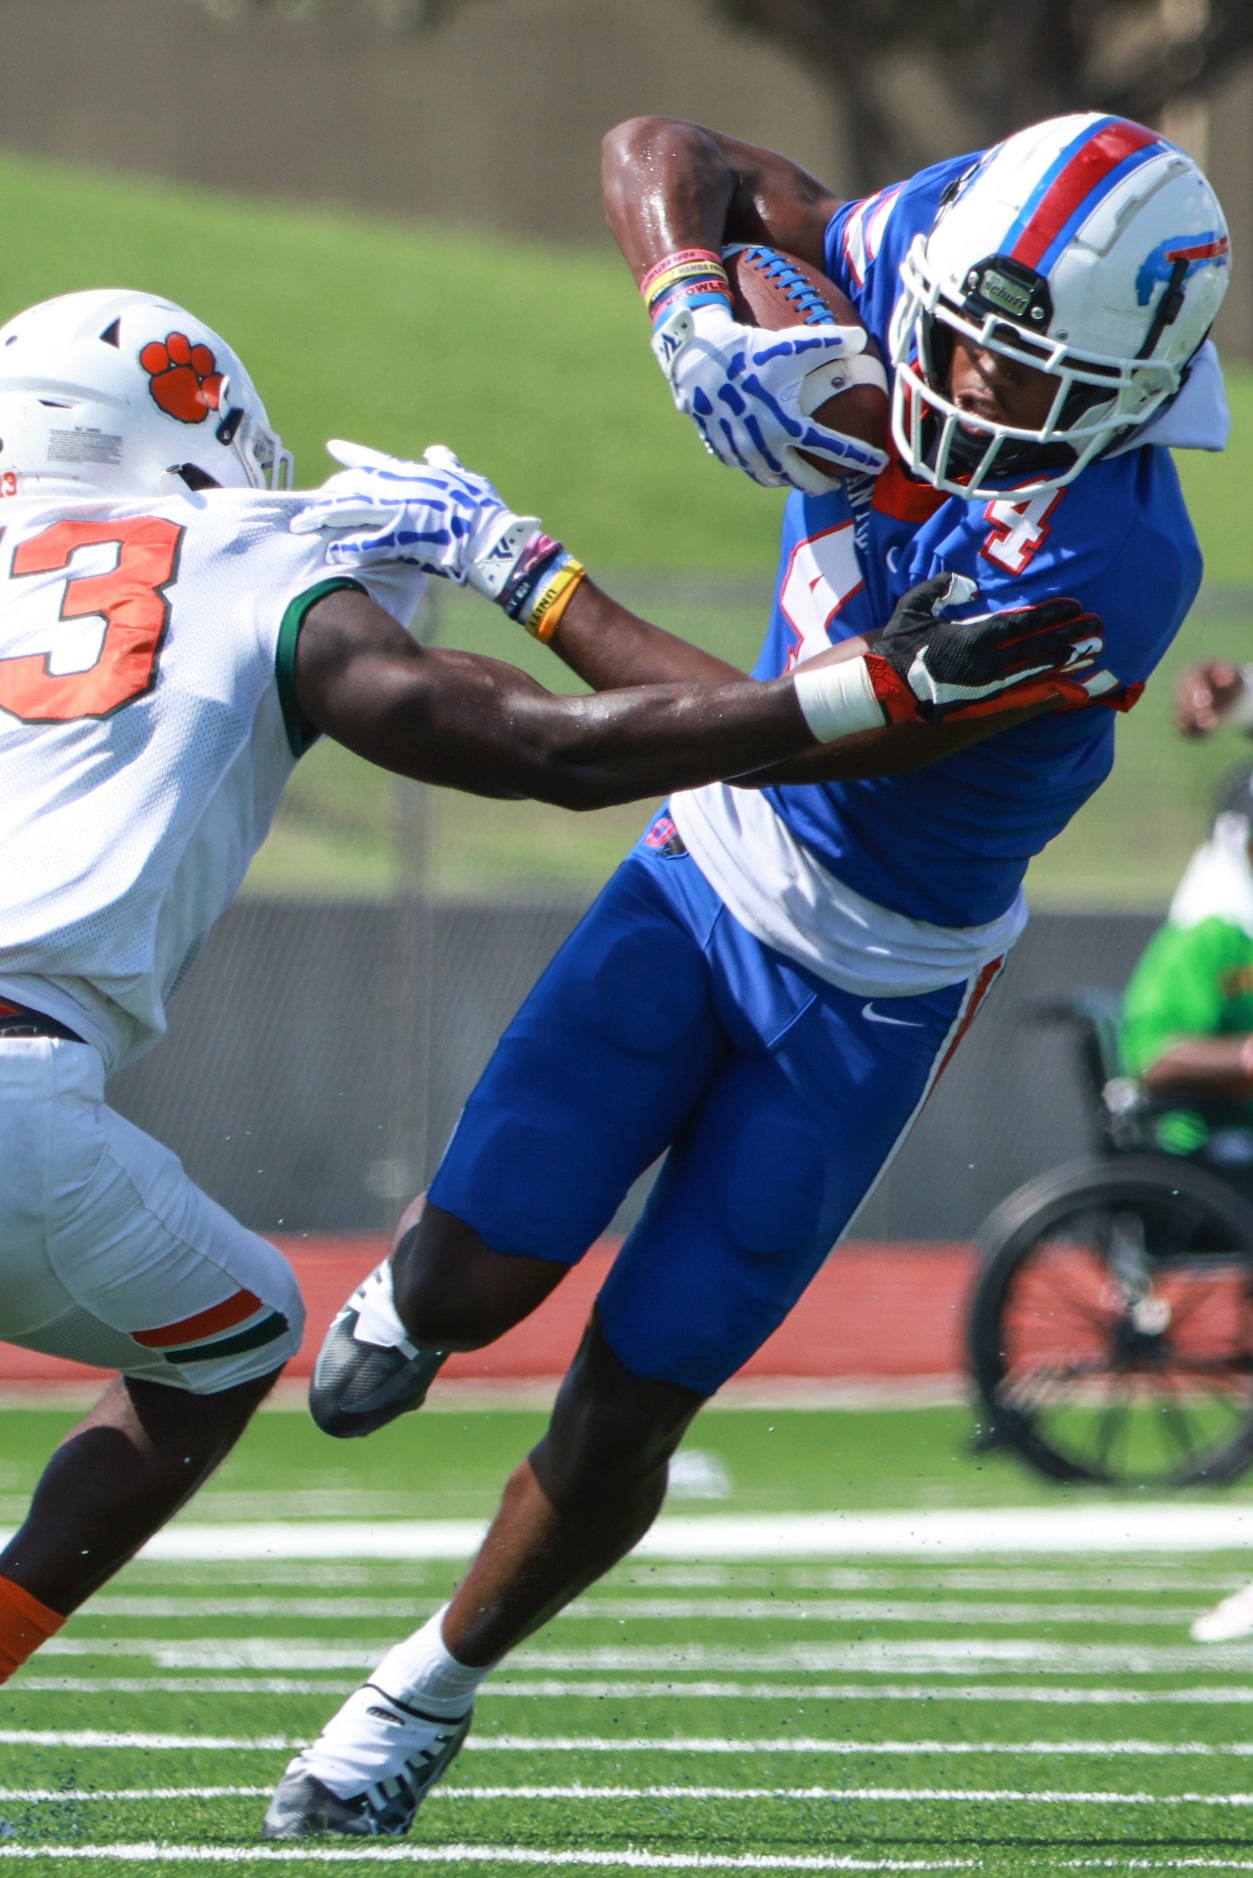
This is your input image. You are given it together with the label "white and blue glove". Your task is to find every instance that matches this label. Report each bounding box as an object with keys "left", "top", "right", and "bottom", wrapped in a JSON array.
[
  {"left": 291, "top": 440, "right": 540, "bottom": 596},
  {"left": 292, "top": 442, "right": 586, "bottom": 639},
  {"left": 651, "top": 301, "right": 889, "bottom": 494}
]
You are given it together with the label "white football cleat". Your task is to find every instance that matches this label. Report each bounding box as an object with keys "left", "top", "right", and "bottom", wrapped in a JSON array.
[
  {"left": 308, "top": 1259, "right": 446, "bottom": 1439},
  {"left": 262, "top": 1684, "right": 472, "bottom": 1839},
  {"left": 1191, "top": 1583, "right": 1253, "bottom": 1643}
]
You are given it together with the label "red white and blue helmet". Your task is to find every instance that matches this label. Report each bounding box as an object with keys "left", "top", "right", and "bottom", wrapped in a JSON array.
[
  {"left": 0, "top": 288, "right": 294, "bottom": 498},
  {"left": 889, "top": 113, "right": 1231, "bottom": 499}
]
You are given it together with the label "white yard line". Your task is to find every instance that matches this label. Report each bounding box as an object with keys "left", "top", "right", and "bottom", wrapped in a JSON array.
[
  {"left": 109, "top": 1565, "right": 1253, "bottom": 1593},
  {"left": 5, "top": 1730, "right": 1253, "bottom": 1756},
  {"left": 526, "top": 1596, "right": 1199, "bottom": 1626},
  {"left": 17, "top": 1677, "right": 1253, "bottom": 1703},
  {"left": 600, "top": 1567, "right": 1253, "bottom": 1592},
  {"left": 485, "top": 1679, "right": 1253, "bottom": 1705},
  {"left": 36, "top": 1636, "right": 1253, "bottom": 1674},
  {"left": 498, "top": 1640, "right": 1253, "bottom": 1673},
  {"left": 448, "top": 1738, "right": 1253, "bottom": 1759},
  {"left": 426, "top": 1786, "right": 1253, "bottom": 1805},
  {"left": 5, "top": 1506, "right": 1253, "bottom": 1561},
  {"left": 0, "top": 1732, "right": 300, "bottom": 1751},
  {"left": 76, "top": 1594, "right": 1196, "bottom": 1626},
  {"left": 8, "top": 1680, "right": 358, "bottom": 1697},
  {"left": 0, "top": 1788, "right": 271, "bottom": 1802},
  {"left": 40, "top": 1641, "right": 382, "bottom": 1668},
  {"left": 19, "top": 1675, "right": 1253, "bottom": 1704},
  {"left": 86, "top": 1599, "right": 434, "bottom": 1620},
  {"left": 0, "top": 1844, "right": 974, "bottom": 1872}
]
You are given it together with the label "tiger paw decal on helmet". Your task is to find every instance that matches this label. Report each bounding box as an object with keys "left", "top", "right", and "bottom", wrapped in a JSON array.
[{"left": 139, "top": 332, "right": 224, "bottom": 425}]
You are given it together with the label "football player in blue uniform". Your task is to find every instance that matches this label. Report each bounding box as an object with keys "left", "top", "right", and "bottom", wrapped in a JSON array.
[{"left": 266, "top": 113, "right": 1231, "bottom": 1838}]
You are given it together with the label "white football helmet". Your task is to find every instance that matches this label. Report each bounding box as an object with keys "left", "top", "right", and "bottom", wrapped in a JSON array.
[
  {"left": 0, "top": 288, "right": 293, "bottom": 497},
  {"left": 889, "top": 114, "right": 1231, "bottom": 499}
]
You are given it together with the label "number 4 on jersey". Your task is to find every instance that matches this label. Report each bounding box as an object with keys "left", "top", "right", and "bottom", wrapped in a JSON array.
[
  {"left": 981, "top": 490, "right": 1062, "bottom": 577},
  {"left": 0, "top": 516, "right": 184, "bottom": 722}
]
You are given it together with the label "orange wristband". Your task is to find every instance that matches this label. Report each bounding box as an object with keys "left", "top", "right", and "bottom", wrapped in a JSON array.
[{"left": 531, "top": 562, "right": 587, "bottom": 643}]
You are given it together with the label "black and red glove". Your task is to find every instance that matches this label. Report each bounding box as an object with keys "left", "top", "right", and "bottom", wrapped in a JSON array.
[{"left": 866, "top": 573, "right": 1114, "bottom": 724}]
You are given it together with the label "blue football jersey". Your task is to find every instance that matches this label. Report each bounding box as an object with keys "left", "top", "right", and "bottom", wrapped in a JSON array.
[{"left": 750, "top": 151, "right": 1202, "bottom": 927}]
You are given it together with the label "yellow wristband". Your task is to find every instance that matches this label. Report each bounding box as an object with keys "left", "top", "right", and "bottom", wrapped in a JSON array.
[{"left": 530, "top": 561, "right": 587, "bottom": 644}]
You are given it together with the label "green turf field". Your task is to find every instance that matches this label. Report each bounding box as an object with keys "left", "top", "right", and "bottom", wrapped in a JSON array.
[
  {"left": 6, "top": 1400, "right": 1253, "bottom": 1873},
  {"left": 0, "top": 148, "right": 1250, "bottom": 909}
]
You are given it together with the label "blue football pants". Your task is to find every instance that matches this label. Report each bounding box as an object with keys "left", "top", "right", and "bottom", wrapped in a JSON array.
[{"left": 429, "top": 836, "right": 997, "bottom": 1395}]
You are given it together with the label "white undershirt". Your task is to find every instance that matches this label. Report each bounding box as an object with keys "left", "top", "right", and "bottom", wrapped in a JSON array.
[{"left": 670, "top": 782, "right": 1026, "bottom": 997}]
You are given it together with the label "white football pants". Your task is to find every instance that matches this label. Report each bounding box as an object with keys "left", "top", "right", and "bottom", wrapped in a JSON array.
[{"left": 0, "top": 1036, "right": 303, "bottom": 1393}]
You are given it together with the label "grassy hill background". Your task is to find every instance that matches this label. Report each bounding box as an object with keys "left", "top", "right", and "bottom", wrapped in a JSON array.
[{"left": 1, "top": 149, "right": 1250, "bottom": 906}]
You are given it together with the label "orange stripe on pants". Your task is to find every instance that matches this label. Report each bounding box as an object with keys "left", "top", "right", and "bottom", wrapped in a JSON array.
[
  {"left": 937, "top": 956, "right": 1003, "bottom": 1081},
  {"left": 133, "top": 1286, "right": 262, "bottom": 1349}
]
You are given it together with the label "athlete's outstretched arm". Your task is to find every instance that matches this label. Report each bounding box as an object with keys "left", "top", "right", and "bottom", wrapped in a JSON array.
[
  {"left": 292, "top": 449, "right": 1104, "bottom": 786},
  {"left": 601, "top": 116, "right": 841, "bottom": 279},
  {"left": 543, "top": 592, "right": 1037, "bottom": 779},
  {"left": 293, "top": 583, "right": 822, "bottom": 811},
  {"left": 294, "top": 573, "right": 1101, "bottom": 807}
]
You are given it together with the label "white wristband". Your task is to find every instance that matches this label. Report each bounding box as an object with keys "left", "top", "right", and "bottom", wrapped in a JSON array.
[
  {"left": 792, "top": 655, "right": 887, "bottom": 743},
  {"left": 1227, "top": 666, "right": 1253, "bottom": 734}
]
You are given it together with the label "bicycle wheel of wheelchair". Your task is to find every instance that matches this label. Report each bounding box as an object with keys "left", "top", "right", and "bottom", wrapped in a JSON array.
[{"left": 968, "top": 1154, "right": 1253, "bottom": 1487}]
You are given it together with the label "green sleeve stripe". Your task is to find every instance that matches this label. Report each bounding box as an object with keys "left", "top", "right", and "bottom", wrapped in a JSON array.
[
  {"left": 170, "top": 1311, "right": 290, "bottom": 1364},
  {"left": 275, "top": 577, "right": 368, "bottom": 759}
]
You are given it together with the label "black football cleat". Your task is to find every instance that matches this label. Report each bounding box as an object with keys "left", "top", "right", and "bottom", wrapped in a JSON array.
[
  {"left": 308, "top": 1258, "right": 446, "bottom": 1439},
  {"left": 262, "top": 1702, "right": 472, "bottom": 1840}
]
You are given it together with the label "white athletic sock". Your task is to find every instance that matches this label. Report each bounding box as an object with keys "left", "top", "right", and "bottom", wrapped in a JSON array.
[
  {"left": 371, "top": 1602, "right": 491, "bottom": 1716},
  {"left": 351, "top": 1260, "right": 420, "bottom": 1355},
  {"left": 299, "top": 1605, "right": 489, "bottom": 1798}
]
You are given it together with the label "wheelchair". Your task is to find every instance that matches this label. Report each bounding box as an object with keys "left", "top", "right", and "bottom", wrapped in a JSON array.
[{"left": 967, "top": 990, "right": 1253, "bottom": 1488}]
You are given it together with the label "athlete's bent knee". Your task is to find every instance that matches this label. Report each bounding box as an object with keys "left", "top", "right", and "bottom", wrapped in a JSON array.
[
  {"left": 535, "top": 1311, "right": 704, "bottom": 1510},
  {"left": 125, "top": 1364, "right": 282, "bottom": 1463},
  {"left": 394, "top": 1202, "right": 567, "bottom": 1349}
]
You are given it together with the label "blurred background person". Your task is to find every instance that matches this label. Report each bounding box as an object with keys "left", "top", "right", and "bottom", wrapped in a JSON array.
[
  {"left": 1120, "top": 767, "right": 1253, "bottom": 1642},
  {"left": 1175, "top": 662, "right": 1253, "bottom": 739},
  {"left": 1120, "top": 764, "right": 1253, "bottom": 1195}
]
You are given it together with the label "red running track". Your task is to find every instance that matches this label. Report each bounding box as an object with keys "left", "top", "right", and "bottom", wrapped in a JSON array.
[{"left": 0, "top": 1239, "right": 975, "bottom": 1387}]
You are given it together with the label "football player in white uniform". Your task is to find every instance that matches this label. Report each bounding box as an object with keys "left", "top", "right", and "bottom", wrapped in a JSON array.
[{"left": 0, "top": 284, "right": 1097, "bottom": 1709}]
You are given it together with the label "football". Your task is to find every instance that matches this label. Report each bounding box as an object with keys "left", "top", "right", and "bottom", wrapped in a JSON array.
[{"left": 725, "top": 244, "right": 889, "bottom": 477}]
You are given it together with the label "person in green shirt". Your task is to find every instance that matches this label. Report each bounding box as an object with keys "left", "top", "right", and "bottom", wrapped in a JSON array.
[
  {"left": 1122, "top": 765, "right": 1253, "bottom": 1644},
  {"left": 1121, "top": 764, "right": 1253, "bottom": 1175}
]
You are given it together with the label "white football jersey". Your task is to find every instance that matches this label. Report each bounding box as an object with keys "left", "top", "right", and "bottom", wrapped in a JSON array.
[{"left": 0, "top": 487, "right": 426, "bottom": 1071}]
